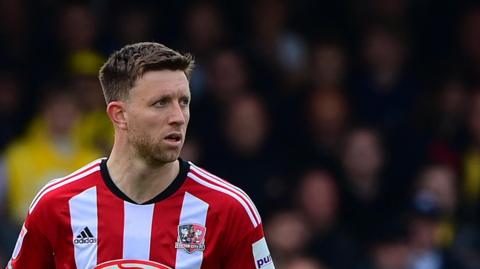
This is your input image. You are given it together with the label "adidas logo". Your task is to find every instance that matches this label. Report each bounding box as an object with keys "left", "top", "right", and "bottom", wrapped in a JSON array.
[{"left": 74, "top": 227, "right": 97, "bottom": 244}]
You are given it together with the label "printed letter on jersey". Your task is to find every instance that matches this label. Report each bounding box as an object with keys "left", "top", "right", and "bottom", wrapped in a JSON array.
[{"left": 252, "top": 237, "right": 275, "bottom": 269}]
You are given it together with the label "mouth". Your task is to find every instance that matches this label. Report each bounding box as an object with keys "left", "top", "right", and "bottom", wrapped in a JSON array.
[{"left": 164, "top": 133, "right": 182, "bottom": 144}]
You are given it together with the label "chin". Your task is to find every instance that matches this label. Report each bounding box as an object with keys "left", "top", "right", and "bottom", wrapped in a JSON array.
[{"left": 147, "top": 151, "right": 181, "bottom": 165}]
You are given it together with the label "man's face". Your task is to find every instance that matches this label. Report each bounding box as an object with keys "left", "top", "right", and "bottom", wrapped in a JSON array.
[{"left": 125, "top": 70, "right": 190, "bottom": 165}]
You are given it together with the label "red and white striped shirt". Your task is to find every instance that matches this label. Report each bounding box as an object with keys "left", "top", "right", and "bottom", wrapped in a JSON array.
[{"left": 7, "top": 159, "right": 275, "bottom": 269}]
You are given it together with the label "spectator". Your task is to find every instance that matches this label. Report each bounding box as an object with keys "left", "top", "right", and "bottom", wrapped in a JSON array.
[
  {"left": 182, "top": 1, "right": 228, "bottom": 97},
  {"left": 309, "top": 40, "right": 348, "bottom": 92},
  {"left": 350, "top": 22, "right": 418, "bottom": 136},
  {"left": 296, "top": 169, "right": 357, "bottom": 269},
  {"left": 193, "top": 48, "right": 252, "bottom": 153},
  {"left": 296, "top": 90, "right": 349, "bottom": 174},
  {"left": 408, "top": 193, "right": 466, "bottom": 269},
  {"left": 0, "top": 86, "right": 100, "bottom": 224},
  {"left": 247, "top": 0, "right": 307, "bottom": 88},
  {"left": 423, "top": 77, "right": 468, "bottom": 170},
  {"left": 356, "top": 220, "right": 410, "bottom": 269},
  {"left": 203, "top": 93, "right": 281, "bottom": 211},
  {"left": 70, "top": 74, "right": 114, "bottom": 155},
  {"left": 339, "top": 127, "right": 403, "bottom": 244},
  {"left": 266, "top": 210, "right": 310, "bottom": 268},
  {"left": 413, "top": 164, "right": 460, "bottom": 250},
  {"left": 55, "top": 2, "right": 104, "bottom": 78},
  {"left": 462, "top": 90, "right": 480, "bottom": 219}
]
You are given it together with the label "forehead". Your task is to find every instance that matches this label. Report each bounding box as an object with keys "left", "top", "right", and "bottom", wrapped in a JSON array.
[{"left": 131, "top": 70, "right": 189, "bottom": 98}]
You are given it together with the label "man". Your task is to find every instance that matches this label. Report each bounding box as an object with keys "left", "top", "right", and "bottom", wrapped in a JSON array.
[{"left": 7, "top": 42, "right": 275, "bottom": 269}]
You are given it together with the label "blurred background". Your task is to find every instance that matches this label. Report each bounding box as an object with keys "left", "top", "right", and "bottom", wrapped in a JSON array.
[{"left": 1, "top": 0, "right": 480, "bottom": 268}]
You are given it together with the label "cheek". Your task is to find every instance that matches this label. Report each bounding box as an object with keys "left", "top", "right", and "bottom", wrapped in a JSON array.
[
  {"left": 128, "top": 113, "right": 160, "bottom": 133},
  {"left": 184, "top": 110, "right": 191, "bottom": 124}
]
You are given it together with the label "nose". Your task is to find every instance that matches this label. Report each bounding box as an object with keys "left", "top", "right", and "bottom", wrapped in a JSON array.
[{"left": 168, "top": 102, "right": 187, "bottom": 126}]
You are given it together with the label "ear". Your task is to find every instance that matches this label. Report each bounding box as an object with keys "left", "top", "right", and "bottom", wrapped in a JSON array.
[{"left": 106, "top": 101, "right": 128, "bottom": 130}]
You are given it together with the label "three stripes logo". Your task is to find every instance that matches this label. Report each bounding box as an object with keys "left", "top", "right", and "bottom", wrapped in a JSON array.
[{"left": 74, "top": 227, "right": 97, "bottom": 244}]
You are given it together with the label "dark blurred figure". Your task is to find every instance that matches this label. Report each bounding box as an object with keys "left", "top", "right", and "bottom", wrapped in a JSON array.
[
  {"left": 350, "top": 23, "right": 418, "bottom": 133},
  {"left": 462, "top": 90, "right": 480, "bottom": 220},
  {"left": 266, "top": 210, "right": 310, "bottom": 268},
  {"left": 356, "top": 220, "right": 409, "bottom": 269},
  {"left": 350, "top": 22, "right": 424, "bottom": 194},
  {"left": 414, "top": 164, "right": 460, "bottom": 249},
  {"left": 183, "top": 1, "right": 226, "bottom": 60},
  {"left": 460, "top": 7, "right": 480, "bottom": 84},
  {"left": 203, "top": 93, "right": 281, "bottom": 211},
  {"left": 111, "top": 3, "right": 154, "bottom": 46},
  {"left": 422, "top": 77, "right": 468, "bottom": 170},
  {"left": 294, "top": 90, "right": 349, "bottom": 175},
  {"left": 182, "top": 1, "right": 227, "bottom": 97},
  {"left": 247, "top": 0, "right": 307, "bottom": 91},
  {"left": 353, "top": 0, "right": 410, "bottom": 26},
  {"left": 452, "top": 90, "right": 480, "bottom": 269},
  {"left": 70, "top": 74, "right": 113, "bottom": 155},
  {"left": 296, "top": 169, "right": 357, "bottom": 269},
  {"left": 275, "top": 39, "right": 349, "bottom": 162},
  {"left": 192, "top": 48, "right": 251, "bottom": 154},
  {"left": 407, "top": 193, "right": 466, "bottom": 269},
  {"left": 0, "top": 72, "right": 26, "bottom": 152},
  {"left": 309, "top": 40, "right": 348, "bottom": 92},
  {"left": 339, "top": 128, "right": 405, "bottom": 246},
  {"left": 54, "top": 2, "right": 104, "bottom": 77},
  {"left": 0, "top": 0, "right": 32, "bottom": 67}
]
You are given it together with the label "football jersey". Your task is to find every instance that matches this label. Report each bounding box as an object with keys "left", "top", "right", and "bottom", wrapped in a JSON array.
[{"left": 7, "top": 158, "right": 275, "bottom": 269}]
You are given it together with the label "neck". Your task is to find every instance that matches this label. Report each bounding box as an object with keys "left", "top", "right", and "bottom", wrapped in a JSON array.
[{"left": 106, "top": 144, "right": 180, "bottom": 204}]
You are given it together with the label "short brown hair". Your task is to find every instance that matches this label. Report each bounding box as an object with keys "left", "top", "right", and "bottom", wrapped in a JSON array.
[{"left": 99, "top": 42, "right": 194, "bottom": 103}]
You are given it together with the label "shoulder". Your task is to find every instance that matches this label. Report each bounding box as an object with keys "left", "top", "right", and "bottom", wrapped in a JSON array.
[
  {"left": 28, "top": 158, "right": 104, "bottom": 215},
  {"left": 185, "top": 162, "right": 262, "bottom": 229}
]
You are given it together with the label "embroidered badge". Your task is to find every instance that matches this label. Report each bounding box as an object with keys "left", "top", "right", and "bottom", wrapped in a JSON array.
[{"left": 175, "top": 224, "right": 206, "bottom": 253}]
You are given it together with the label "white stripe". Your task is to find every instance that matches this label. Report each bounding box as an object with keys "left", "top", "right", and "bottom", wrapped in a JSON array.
[
  {"left": 29, "top": 166, "right": 101, "bottom": 213},
  {"left": 69, "top": 187, "right": 98, "bottom": 269},
  {"left": 189, "top": 164, "right": 262, "bottom": 224},
  {"left": 188, "top": 172, "right": 258, "bottom": 227},
  {"left": 175, "top": 192, "right": 209, "bottom": 269},
  {"left": 28, "top": 158, "right": 103, "bottom": 209},
  {"left": 123, "top": 202, "right": 154, "bottom": 260}
]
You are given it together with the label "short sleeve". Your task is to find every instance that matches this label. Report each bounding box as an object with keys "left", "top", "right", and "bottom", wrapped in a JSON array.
[
  {"left": 6, "top": 204, "right": 55, "bottom": 268},
  {"left": 221, "top": 198, "right": 275, "bottom": 269}
]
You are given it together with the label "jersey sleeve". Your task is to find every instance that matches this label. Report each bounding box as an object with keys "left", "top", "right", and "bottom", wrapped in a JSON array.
[
  {"left": 221, "top": 200, "right": 275, "bottom": 269},
  {"left": 6, "top": 204, "right": 55, "bottom": 268}
]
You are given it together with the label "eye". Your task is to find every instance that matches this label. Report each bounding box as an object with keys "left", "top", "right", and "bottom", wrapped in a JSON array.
[
  {"left": 153, "top": 98, "right": 168, "bottom": 107},
  {"left": 180, "top": 97, "right": 190, "bottom": 107}
]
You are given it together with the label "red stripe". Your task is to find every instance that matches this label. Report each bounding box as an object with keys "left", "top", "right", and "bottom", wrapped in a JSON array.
[
  {"left": 65, "top": 202, "right": 78, "bottom": 268},
  {"left": 149, "top": 196, "right": 183, "bottom": 267},
  {"left": 97, "top": 184, "right": 124, "bottom": 263},
  {"left": 188, "top": 168, "right": 260, "bottom": 225}
]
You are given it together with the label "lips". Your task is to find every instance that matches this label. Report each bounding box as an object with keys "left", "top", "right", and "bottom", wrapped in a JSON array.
[{"left": 164, "top": 133, "right": 182, "bottom": 143}]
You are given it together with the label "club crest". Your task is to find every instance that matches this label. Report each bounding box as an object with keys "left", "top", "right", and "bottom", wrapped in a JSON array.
[{"left": 175, "top": 224, "right": 206, "bottom": 253}]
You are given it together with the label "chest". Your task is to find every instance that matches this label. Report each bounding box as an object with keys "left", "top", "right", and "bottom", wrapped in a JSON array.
[{"left": 54, "top": 188, "right": 221, "bottom": 269}]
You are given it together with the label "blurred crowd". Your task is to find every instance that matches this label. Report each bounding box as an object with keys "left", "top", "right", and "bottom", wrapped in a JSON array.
[{"left": 1, "top": 0, "right": 480, "bottom": 268}]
